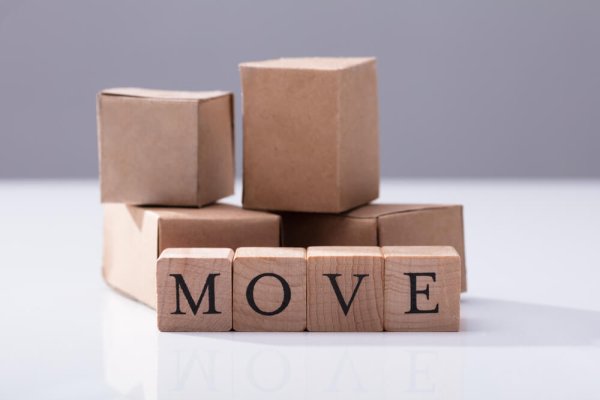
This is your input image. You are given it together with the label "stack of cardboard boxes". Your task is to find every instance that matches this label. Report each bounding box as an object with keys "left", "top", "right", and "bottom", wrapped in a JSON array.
[{"left": 98, "top": 57, "right": 466, "bottom": 322}]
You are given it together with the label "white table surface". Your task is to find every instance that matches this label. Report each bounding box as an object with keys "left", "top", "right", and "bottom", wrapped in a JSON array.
[{"left": 1, "top": 179, "right": 599, "bottom": 399}]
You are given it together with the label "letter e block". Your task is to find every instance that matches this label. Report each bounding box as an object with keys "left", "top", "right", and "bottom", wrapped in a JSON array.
[
  {"left": 307, "top": 246, "right": 383, "bottom": 332},
  {"left": 233, "top": 247, "right": 306, "bottom": 331},
  {"left": 382, "top": 246, "right": 461, "bottom": 332},
  {"left": 157, "top": 248, "right": 233, "bottom": 332}
]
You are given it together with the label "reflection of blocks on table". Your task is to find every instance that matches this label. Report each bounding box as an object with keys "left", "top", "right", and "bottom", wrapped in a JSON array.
[
  {"left": 240, "top": 57, "right": 379, "bottom": 213},
  {"left": 102, "top": 294, "right": 158, "bottom": 400},
  {"left": 383, "top": 246, "right": 461, "bottom": 332},
  {"left": 102, "top": 203, "right": 281, "bottom": 308},
  {"left": 307, "top": 246, "right": 384, "bottom": 332},
  {"left": 233, "top": 247, "right": 307, "bottom": 332},
  {"left": 281, "top": 204, "right": 467, "bottom": 292},
  {"left": 97, "top": 88, "right": 234, "bottom": 206},
  {"left": 157, "top": 248, "right": 233, "bottom": 332},
  {"left": 158, "top": 332, "right": 235, "bottom": 399}
]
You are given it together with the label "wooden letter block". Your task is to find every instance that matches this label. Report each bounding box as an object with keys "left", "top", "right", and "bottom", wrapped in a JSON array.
[
  {"left": 307, "top": 246, "right": 384, "bottom": 332},
  {"left": 233, "top": 247, "right": 306, "bottom": 331},
  {"left": 156, "top": 248, "right": 233, "bottom": 332},
  {"left": 382, "top": 246, "right": 461, "bottom": 332}
]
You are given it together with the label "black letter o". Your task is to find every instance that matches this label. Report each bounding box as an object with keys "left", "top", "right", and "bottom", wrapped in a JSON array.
[{"left": 246, "top": 273, "right": 291, "bottom": 316}]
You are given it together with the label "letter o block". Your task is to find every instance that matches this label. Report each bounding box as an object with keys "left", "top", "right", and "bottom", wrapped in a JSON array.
[
  {"left": 382, "top": 246, "right": 461, "bottom": 332},
  {"left": 307, "top": 246, "right": 384, "bottom": 332},
  {"left": 157, "top": 248, "right": 233, "bottom": 332},
  {"left": 233, "top": 247, "right": 307, "bottom": 331}
]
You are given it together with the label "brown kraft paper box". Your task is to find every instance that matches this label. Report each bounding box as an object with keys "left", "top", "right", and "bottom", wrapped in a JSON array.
[
  {"left": 240, "top": 57, "right": 379, "bottom": 213},
  {"left": 97, "top": 88, "right": 234, "bottom": 206},
  {"left": 102, "top": 203, "right": 281, "bottom": 309},
  {"left": 280, "top": 204, "right": 467, "bottom": 291}
]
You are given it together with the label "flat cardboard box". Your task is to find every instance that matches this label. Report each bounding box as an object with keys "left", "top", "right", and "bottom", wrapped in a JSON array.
[
  {"left": 240, "top": 57, "right": 379, "bottom": 213},
  {"left": 281, "top": 204, "right": 467, "bottom": 291},
  {"left": 103, "top": 203, "right": 281, "bottom": 308},
  {"left": 97, "top": 88, "right": 234, "bottom": 206}
]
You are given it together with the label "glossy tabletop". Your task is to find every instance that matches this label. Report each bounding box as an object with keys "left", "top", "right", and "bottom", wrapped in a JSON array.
[{"left": 1, "top": 179, "right": 599, "bottom": 399}]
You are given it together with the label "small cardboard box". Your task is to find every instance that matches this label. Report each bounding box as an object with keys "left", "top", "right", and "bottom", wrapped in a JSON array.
[
  {"left": 281, "top": 204, "right": 467, "bottom": 291},
  {"left": 102, "top": 203, "right": 281, "bottom": 308},
  {"left": 240, "top": 57, "right": 379, "bottom": 213},
  {"left": 97, "top": 88, "right": 234, "bottom": 206}
]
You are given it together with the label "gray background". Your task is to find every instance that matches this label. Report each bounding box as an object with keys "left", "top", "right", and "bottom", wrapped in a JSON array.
[{"left": 1, "top": 0, "right": 598, "bottom": 179}]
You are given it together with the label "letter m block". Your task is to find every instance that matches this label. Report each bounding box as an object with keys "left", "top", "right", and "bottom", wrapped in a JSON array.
[{"left": 157, "top": 248, "right": 233, "bottom": 332}]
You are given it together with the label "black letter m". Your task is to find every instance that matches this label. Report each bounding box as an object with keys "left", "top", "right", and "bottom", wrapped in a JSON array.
[{"left": 170, "top": 273, "right": 221, "bottom": 315}]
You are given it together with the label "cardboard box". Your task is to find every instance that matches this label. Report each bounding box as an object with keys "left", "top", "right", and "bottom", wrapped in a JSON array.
[
  {"left": 281, "top": 204, "right": 467, "bottom": 291},
  {"left": 97, "top": 88, "right": 234, "bottom": 206},
  {"left": 240, "top": 57, "right": 379, "bottom": 213},
  {"left": 102, "top": 203, "right": 281, "bottom": 308}
]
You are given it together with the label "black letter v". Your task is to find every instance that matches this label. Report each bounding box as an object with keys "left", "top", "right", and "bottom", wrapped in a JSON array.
[{"left": 324, "top": 274, "right": 369, "bottom": 316}]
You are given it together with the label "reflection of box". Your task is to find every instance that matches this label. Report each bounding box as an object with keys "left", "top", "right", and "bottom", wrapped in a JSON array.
[
  {"left": 102, "top": 203, "right": 281, "bottom": 308},
  {"left": 281, "top": 204, "right": 467, "bottom": 291},
  {"left": 240, "top": 57, "right": 379, "bottom": 213},
  {"left": 97, "top": 88, "right": 234, "bottom": 206}
]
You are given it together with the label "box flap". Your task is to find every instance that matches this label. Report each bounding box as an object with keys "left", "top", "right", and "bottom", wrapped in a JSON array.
[
  {"left": 151, "top": 203, "right": 280, "bottom": 222},
  {"left": 345, "top": 203, "right": 459, "bottom": 219},
  {"left": 102, "top": 204, "right": 161, "bottom": 308},
  {"left": 195, "top": 94, "right": 235, "bottom": 205},
  {"left": 101, "top": 87, "right": 230, "bottom": 101},
  {"left": 240, "top": 57, "right": 375, "bottom": 71}
]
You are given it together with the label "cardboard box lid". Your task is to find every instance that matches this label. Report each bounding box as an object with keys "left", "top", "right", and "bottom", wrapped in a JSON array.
[
  {"left": 101, "top": 87, "right": 230, "bottom": 101},
  {"left": 147, "top": 203, "right": 280, "bottom": 222},
  {"left": 240, "top": 57, "right": 375, "bottom": 71}
]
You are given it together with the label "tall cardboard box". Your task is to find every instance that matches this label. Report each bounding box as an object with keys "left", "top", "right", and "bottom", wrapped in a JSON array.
[
  {"left": 240, "top": 57, "right": 379, "bottom": 213},
  {"left": 280, "top": 204, "right": 467, "bottom": 291},
  {"left": 97, "top": 88, "right": 234, "bottom": 206},
  {"left": 103, "top": 203, "right": 281, "bottom": 308}
]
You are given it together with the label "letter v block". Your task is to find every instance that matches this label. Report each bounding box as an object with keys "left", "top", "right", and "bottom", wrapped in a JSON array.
[
  {"left": 156, "top": 248, "right": 233, "bottom": 332},
  {"left": 382, "top": 246, "right": 461, "bottom": 332},
  {"left": 307, "top": 247, "right": 384, "bottom": 331},
  {"left": 233, "top": 247, "right": 307, "bottom": 331}
]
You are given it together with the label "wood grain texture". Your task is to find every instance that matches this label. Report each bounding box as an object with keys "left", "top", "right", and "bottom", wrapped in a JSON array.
[
  {"left": 233, "top": 247, "right": 306, "bottom": 331},
  {"left": 382, "top": 246, "right": 461, "bottom": 332},
  {"left": 307, "top": 246, "right": 384, "bottom": 332},
  {"left": 156, "top": 248, "right": 233, "bottom": 332}
]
